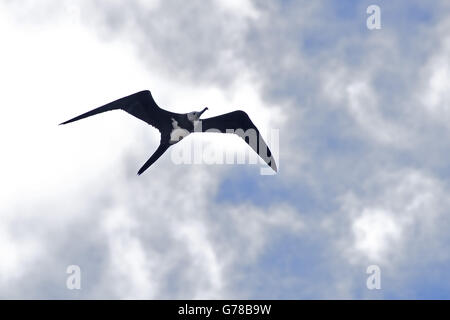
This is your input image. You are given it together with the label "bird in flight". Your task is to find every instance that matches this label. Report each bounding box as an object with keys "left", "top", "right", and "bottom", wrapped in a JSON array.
[{"left": 60, "top": 90, "right": 277, "bottom": 175}]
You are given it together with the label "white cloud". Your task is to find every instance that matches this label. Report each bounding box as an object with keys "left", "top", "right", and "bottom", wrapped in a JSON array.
[
  {"left": 352, "top": 208, "right": 402, "bottom": 262},
  {"left": 419, "top": 23, "right": 450, "bottom": 123},
  {"left": 101, "top": 206, "right": 158, "bottom": 299},
  {"left": 2, "top": 0, "right": 450, "bottom": 299},
  {"left": 215, "top": 0, "right": 259, "bottom": 19},
  {"left": 338, "top": 170, "right": 447, "bottom": 266},
  {"left": 0, "top": 0, "right": 301, "bottom": 299},
  {"left": 321, "top": 68, "right": 410, "bottom": 147},
  {"left": 0, "top": 223, "right": 41, "bottom": 284},
  {"left": 346, "top": 81, "right": 407, "bottom": 145}
]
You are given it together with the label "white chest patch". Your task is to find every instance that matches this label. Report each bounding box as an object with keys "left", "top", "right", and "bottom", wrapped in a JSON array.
[{"left": 170, "top": 118, "right": 190, "bottom": 144}]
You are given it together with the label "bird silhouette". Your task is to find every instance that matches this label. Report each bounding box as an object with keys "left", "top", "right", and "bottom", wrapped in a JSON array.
[{"left": 60, "top": 90, "right": 277, "bottom": 175}]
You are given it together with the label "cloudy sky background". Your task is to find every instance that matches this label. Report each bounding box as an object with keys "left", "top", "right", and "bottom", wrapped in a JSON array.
[{"left": 1, "top": 0, "right": 450, "bottom": 299}]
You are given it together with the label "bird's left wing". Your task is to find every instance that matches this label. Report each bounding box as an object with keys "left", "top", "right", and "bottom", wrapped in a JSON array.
[
  {"left": 59, "top": 90, "right": 171, "bottom": 131},
  {"left": 199, "top": 111, "right": 277, "bottom": 172}
]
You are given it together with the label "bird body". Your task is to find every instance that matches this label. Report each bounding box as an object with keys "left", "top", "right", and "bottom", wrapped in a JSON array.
[
  {"left": 60, "top": 90, "right": 277, "bottom": 175},
  {"left": 170, "top": 117, "right": 190, "bottom": 144}
]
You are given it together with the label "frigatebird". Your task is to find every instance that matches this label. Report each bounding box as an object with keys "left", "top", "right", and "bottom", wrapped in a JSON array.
[{"left": 60, "top": 90, "right": 277, "bottom": 175}]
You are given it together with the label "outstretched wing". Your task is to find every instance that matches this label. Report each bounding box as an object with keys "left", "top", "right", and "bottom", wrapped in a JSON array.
[
  {"left": 137, "top": 143, "right": 170, "bottom": 175},
  {"left": 199, "top": 111, "right": 277, "bottom": 172},
  {"left": 59, "top": 90, "right": 171, "bottom": 130}
]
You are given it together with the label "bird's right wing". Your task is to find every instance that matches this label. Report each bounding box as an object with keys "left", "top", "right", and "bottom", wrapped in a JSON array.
[
  {"left": 199, "top": 111, "right": 277, "bottom": 172},
  {"left": 59, "top": 90, "right": 170, "bottom": 130}
]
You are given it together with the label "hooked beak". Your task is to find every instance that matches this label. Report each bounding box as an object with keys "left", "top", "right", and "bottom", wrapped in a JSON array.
[{"left": 199, "top": 107, "right": 208, "bottom": 117}]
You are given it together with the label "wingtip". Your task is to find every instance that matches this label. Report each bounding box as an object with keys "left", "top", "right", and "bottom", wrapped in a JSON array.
[
  {"left": 268, "top": 158, "right": 278, "bottom": 173},
  {"left": 59, "top": 119, "right": 71, "bottom": 125}
]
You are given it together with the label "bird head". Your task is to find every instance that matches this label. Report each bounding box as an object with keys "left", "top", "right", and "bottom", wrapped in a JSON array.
[{"left": 187, "top": 107, "right": 208, "bottom": 121}]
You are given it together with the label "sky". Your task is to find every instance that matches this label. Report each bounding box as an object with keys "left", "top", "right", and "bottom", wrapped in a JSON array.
[{"left": 1, "top": 0, "right": 450, "bottom": 299}]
